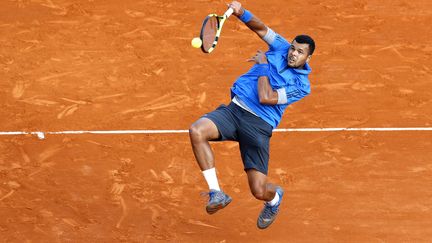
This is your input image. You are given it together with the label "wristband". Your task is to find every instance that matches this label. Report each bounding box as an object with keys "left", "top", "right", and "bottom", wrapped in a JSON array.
[
  {"left": 256, "top": 64, "right": 269, "bottom": 77},
  {"left": 239, "top": 9, "right": 253, "bottom": 23}
]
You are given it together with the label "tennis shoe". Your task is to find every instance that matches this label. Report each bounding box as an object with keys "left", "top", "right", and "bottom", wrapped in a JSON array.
[
  {"left": 257, "top": 186, "right": 284, "bottom": 229},
  {"left": 206, "top": 189, "right": 232, "bottom": 214}
]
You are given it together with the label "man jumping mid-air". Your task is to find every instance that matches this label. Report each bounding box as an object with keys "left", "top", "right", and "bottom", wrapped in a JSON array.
[{"left": 189, "top": 1, "right": 315, "bottom": 229}]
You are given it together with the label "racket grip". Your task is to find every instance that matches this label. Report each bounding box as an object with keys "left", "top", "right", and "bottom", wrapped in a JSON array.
[{"left": 225, "top": 8, "right": 234, "bottom": 18}]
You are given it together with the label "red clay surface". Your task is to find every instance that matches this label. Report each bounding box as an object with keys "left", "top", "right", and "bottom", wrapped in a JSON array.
[{"left": 1, "top": 0, "right": 432, "bottom": 242}]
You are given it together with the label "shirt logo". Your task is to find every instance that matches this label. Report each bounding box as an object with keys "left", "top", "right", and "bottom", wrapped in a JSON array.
[{"left": 278, "top": 66, "right": 289, "bottom": 74}]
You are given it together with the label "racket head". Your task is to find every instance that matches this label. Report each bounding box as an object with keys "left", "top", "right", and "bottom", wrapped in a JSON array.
[{"left": 200, "top": 15, "right": 220, "bottom": 53}]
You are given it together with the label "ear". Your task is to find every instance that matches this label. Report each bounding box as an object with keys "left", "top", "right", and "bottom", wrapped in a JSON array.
[{"left": 306, "top": 55, "right": 312, "bottom": 63}]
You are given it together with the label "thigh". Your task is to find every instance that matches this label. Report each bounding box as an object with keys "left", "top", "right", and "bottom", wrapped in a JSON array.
[
  {"left": 239, "top": 135, "right": 270, "bottom": 175},
  {"left": 202, "top": 104, "right": 239, "bottom": 141},
  {"left": 238, "top": 114, "right": 273, "bottom": 175}
]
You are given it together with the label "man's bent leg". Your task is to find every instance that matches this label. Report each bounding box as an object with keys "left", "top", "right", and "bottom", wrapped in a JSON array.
[
  {"left": 189, "top": 117, "right": 232, "bottom": 214},
  {"left": 189, "top": 117, "right": 220, "bottom": 171},
  {"left": 246, "top": 169, "right": 284, "bottom": 229},
  {"left": 246, "top": 169, "right": 277, "bottom": 201}
]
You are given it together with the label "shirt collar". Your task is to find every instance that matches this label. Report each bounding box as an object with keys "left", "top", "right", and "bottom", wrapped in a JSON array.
[{"left": 293, "top": 62, "right": 312, "bottom": 75}]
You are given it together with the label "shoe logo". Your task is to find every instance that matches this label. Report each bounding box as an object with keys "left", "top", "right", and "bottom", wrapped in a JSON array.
[{"left": 261, "top": 218, "right": 272, "bottom": 223}]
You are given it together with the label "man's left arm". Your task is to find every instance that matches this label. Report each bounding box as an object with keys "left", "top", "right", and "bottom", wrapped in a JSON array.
[
  {"left": 257, "top": 76, "right": 278, "bottom": 105},
  {"left": 248, "top": 50, "right": 278, "bottom": 105},
  {"left": 258, "top": 76, "right": 308, "bottom": 105},
  {"left": 251, "top": 51, "right": 307, "bottom": 105}
]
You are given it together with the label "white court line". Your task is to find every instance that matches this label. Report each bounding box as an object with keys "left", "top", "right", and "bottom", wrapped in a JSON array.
[{"left": 0, "top": 127, "right": 432, "bottom": 137}]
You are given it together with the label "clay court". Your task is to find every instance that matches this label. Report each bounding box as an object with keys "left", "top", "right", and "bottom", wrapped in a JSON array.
[{"left": 1, "top": 0, "right": 432, "bottom": 242}]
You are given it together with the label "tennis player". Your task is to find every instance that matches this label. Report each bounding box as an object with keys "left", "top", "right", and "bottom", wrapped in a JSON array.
[{"left": 189, "top": 1, "right": 315, "bottom": 229}]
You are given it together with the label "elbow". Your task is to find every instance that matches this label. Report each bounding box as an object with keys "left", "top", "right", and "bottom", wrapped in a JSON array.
[
  {"left": 258, "top": 95, "right": 275, "bottom": 105},
  {"left": 258, "top": 96, "right": 269, "bottom": 104},
  {"left": 258, "top": 92, "right": 268, "bottom": 104},
  {"left": 256, "top": 28, "right": 268, "bottom": 39}
]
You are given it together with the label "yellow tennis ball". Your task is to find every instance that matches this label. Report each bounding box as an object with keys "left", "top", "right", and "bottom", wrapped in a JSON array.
[{"left": 191, "top": 37, "right": 202, "bottom": 48}]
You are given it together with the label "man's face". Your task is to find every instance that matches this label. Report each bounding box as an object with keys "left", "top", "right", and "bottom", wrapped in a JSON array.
[{"left": 287, "top": 40, "right": 311, "bottom": 68}]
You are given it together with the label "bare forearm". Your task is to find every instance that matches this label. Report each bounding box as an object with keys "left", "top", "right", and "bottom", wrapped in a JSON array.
[
  {"left": 230, "top": 1, "right": 268, "bottom": 39},
  {"left": 258, "top": 76, "right": 278, "bottom": 105},
  {"left": 247, "top": 50, "right": 278, "bottom": 105},
  {"left": 244, "top": 14, "right": 268, "bottom": 38}
]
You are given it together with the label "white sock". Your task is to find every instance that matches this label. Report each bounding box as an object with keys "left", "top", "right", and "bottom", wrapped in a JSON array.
[
  {"left": 202, "top": 168, "right": 220, "bottom": 191},
  {"left": 267, "top": 191, "right": 280, "bottom": 206}
]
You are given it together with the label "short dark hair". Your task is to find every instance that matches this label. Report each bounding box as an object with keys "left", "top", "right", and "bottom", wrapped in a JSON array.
[{"left": 293, "top": 35, "right": 315, "bottom": 55}]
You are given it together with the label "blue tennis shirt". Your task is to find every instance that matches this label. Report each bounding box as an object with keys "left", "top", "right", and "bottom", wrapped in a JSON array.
[{"left": 230, "top": 33, "right": 312, "bottom": 128}]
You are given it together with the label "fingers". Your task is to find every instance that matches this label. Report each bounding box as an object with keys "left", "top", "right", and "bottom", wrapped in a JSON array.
[
  {"left": 229, "top": 1, "right": 241, "bottom": 8},
  {"left": 246, "top": 50, "right": 267, "bottom": 63},
  {"left": 228, "top": 1, "right": 242, "bottom": 16},
  {"left": 247, "top": 53, "right": 259, "bottom": 61},
  {"left": 254, "top": 51, "right": 264, "bottom": 59},
  {"left": 246, "top": 54, "right": 258, "bottom": 62},
  {"left": 251, "top": 50, "right": 263, "bottom": 54},
  {"left": 255, "top": 50, "right": 265, "bottom": 57}
]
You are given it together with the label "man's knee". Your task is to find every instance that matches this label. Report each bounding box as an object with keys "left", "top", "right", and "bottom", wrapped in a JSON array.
[
  {"left": 250, "top": 183, "right": 267, "bottom": 200},
  {"left": 189, "top": 119, "right": 217, "bottom": 142},
  {"left": 189, "top": 122, "right": 204, "bottom": 141},
  {"left": 189, "top": 122, "right": 200, "bottom": 136},
  {"left": 247, "top": 169, "right": 269, "bottom": 200}
]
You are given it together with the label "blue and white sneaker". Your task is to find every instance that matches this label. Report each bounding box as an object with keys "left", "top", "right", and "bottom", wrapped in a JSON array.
[
  {"left": 257, "top": 186, "right": 284, "bottom": 229},
  {"left": 206, "top": 189, "right": 232, "bottom": 214}
]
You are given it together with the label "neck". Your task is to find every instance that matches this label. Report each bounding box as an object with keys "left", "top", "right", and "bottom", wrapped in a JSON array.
[{"left": 288, "top": 64, "right": 305, "bottom": 70}]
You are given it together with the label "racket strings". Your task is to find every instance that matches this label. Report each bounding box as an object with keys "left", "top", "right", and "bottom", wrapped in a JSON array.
[{"left": 201, "top": 16, "right": 219, "bottom": 52}]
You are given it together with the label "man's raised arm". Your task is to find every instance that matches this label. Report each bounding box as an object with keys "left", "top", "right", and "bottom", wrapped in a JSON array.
[{"left": 229, "top": 1, "right": 269, "bottom": 39}]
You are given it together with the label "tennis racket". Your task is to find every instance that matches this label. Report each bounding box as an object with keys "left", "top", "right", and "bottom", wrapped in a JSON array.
[{"left": 200, "top": 8, "right": 234, "bottom": 53}]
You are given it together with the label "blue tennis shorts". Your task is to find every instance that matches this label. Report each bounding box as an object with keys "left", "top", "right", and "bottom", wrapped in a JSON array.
[{"left": 203, "top": 102, "right": 273, "bottom": 175}]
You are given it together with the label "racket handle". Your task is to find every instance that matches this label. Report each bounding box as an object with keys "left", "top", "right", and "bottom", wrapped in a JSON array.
[{"left": 225, "top": 7, "right": 234, "bottom": 18}]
